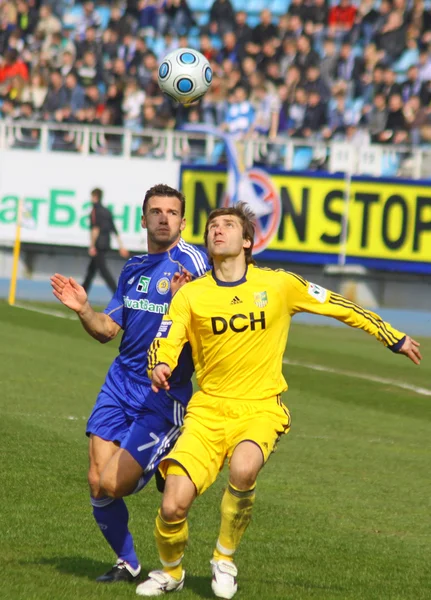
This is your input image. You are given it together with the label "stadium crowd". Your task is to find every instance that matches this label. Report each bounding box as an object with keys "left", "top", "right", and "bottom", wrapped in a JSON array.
[{"left": 1, "top": 0, "right": 431, "bottom": 154}]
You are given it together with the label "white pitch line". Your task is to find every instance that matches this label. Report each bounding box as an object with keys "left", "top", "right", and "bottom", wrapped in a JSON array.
[
  {"left": 283, "top": 358, "right": 431, "bottom": 397},
  {"left": 12, "top": 302, "right": 77, "bottom": 320}
]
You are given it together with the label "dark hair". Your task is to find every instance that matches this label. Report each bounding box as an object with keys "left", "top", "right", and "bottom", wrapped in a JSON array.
[
  {"left": 91, "top": 187, "right": 103, "bottom": 202},
  {"left": 204, "top": 202, "right": 256, "bottom": 265},
  {"left": 142, "top": 184, "right": 185, "bottom": 217}
]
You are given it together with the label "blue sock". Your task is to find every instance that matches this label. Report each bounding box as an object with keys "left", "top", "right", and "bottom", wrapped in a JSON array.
[{"left": 91, "top": 496, "right": 140, "bottom": 570}]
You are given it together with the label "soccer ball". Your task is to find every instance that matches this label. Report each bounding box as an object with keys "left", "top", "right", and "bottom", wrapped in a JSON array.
[{"left": 158, "top": 48, "right": 213, "bottom": 105}]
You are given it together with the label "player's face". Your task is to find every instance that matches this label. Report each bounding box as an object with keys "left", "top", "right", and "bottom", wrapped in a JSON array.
[
  {"left": 206, "top": 215, "right": 251, "bottom": 260},
  {"left": 142, "top": 195, "right": 185, "bottom": 250}
]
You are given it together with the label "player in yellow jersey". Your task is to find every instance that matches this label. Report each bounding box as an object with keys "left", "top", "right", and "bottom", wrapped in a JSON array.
[{"left": 136, "top": 203, "right": 422, "bottom": 598}]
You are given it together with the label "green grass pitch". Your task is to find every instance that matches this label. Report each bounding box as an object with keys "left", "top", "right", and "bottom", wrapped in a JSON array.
[{"left": 1, "top": 301, "right": 430, "bottom": 600}]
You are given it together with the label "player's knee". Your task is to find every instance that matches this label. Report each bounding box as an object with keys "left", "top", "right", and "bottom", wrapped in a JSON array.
[
  {"left": 88, "top": 468, "right": 103, "bottom": 498},
  {"left": 99, "top": 471, "right": 123, "bottom": 499},
  {"left": 160, "top": 497, "right": 188, "bottom": 522},
  {"left": 229, "top": 465, "right": 258, "bottom": 491}
]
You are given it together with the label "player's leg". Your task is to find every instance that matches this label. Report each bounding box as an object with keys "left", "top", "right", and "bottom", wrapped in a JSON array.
[
  {"left": 95, "top": 251, "right": 117, "bottom": 294},
  {"left": 87, "top": 367, "right": 141, "bottom": 582},
  {"left": 82, "top": 256, "right": 97, "bottom": 292},
  {"left": 136, "top": 393, "right": 225, "bottom": 596},
  {"left": 210, "top": 397, "right": 291, "bottom": 599}
]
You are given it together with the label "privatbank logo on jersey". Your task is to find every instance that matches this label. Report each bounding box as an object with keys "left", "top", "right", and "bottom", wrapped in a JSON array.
[
  {"left": 136, "top": 276, "right": 151, "bottom": 293},
  {"left": 123, "top": 296, "right": 168, "bottom": 314},
  {"left": 156, "top": 277, "right": 170, "bottom": 295},
  {"left": 254, "top": 291, "right": 268, "bottom": 308}
]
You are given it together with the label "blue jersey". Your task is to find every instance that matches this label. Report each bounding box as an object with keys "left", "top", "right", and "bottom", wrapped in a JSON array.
[{"left": 103, "top": 239, "right": 209, "bottom": 403}]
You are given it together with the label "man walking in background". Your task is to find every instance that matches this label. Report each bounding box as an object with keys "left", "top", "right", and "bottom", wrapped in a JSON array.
[{"left": 82, "top": 187, "right": 129, "bottom": 295}]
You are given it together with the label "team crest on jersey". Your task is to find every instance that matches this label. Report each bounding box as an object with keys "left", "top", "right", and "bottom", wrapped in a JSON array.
[
  {"left": 136, "top": 276, "right": 151, "bottom": 293},
  {"left": 128, "top": 276, "right": 135, "bottom": 285},
  {"left": 156, "top": 277, "right": 170, "bottom": 295},
  {"left": 308, "top": 282, "right": 327, "bottom": 303},
  {"left": 254, "top": 291, "right": 268, "bottom": 308}
]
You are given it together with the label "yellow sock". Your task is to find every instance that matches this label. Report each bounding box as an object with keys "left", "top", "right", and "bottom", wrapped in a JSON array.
[
  {"left": 213, "top": 482, "right": 256, "bottom": 562},
  {"left": 154, "top": 509, "right": 188, "bottom": 580}
]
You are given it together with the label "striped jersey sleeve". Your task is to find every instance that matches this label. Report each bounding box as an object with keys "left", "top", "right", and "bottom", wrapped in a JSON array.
[
  {"left": 176, "top": 239, "right": 209, "bottom": 278},
  {"left": 281, "top": 271, "right": 406, "bottom": 350}
]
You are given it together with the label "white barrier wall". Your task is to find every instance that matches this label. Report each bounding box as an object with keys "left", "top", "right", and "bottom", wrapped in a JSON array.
[{"left": 0, "top": 150, "right": 181, "bottom": 251}]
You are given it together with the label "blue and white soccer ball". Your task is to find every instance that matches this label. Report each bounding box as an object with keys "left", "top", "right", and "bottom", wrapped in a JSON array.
[{"left": 158, "top": 48, "right": 213, "bottom": 105}]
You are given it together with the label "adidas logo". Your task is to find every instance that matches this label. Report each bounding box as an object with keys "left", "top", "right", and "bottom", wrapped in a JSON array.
[{"left": 230, "top": 296, "right": 242, "bottom": 304}]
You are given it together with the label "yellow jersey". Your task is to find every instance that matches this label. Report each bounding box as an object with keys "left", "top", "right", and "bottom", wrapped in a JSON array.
[{"left": 148, "top": 266, "right": 406, "bottom": 401}]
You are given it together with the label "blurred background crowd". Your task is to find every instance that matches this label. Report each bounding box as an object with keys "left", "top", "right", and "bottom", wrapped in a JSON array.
[{"left": 1, "top": 0, "right": 431, "bottom": 152}]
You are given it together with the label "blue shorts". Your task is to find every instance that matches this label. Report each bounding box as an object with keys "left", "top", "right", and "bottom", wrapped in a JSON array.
[{"left": 86, "top": 361, "right": 187, "bottom": 478}]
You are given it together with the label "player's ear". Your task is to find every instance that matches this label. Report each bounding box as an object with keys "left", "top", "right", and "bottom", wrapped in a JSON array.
[
  {"left": 243, "top": 238, "right": 252, "bottom": 249},
  {"left": 141, "top": 214, "right": 147, "bottom": 229},
  {"left": 180, "top": 217, "right": 186, "bottom": 232}
]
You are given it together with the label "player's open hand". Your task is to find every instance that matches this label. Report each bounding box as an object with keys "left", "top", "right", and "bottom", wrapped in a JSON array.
[
  {"left": 151, "top": 363, "right": 172, "bottom": 393},
  {"left": 171, "top": 268, "right": 192, "bottom": 296},
  {"left": 398, "top": 335, "right": 422, "bottom": 365},
  {"left": 50, "top": 273, "right": 88, "bottom": 313}
]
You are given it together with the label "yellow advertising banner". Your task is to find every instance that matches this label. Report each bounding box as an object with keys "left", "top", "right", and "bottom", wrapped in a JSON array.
[{"left": 181, "top": 168, "right": 431, "bottom": 270}]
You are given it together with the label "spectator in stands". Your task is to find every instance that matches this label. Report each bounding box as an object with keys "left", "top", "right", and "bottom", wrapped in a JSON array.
[
  {"left": 252, "top": 9, "right": 279, "bottom": 48},
  {"left": 383, "top": 68, "right": 402, "bottom": 98},
  {"left": 285, "top": 14, "right": 303, "bottom": 39},
  {"left": 76, "top": 1, "right": 102, "bottom": 41},
  {"left": 137, "top": 0, "right": 159, "bottom": 35},
  {"left": 200, "top": 34, "right": 217, "bottom": 62},
  {"left": 401, "top": 65, "right": 422, "bottom": 103},
  {"left": 108, "top": 3, "right": 134, "bottom": 37},
  {"left": 122, "top": 78, "right": 146, "bottom": 129},
  {"left": 16, "top": 0, "right": 38, "bottom": 40},
  {"left": 218, "top": 32, "right": 239, "bottom": 66},
  {"left": 36, "top": 4, "right": 62, "bottom": 45},
  {"left": 379, "top": 93, "right": 408, "bottom": 144},
  {"left": 77, "top": 50, "right": 101, "bottom": 88},
  {"left": 158, "top": 0, "right": 195, "bottom": 37},
  {"left": 302, "top": 90, "right": 327, "bottom": 138},
  {"left": 105, "top": 82, "right": 124, "bottom": 126},
  {"left": 304, "top": 65, "right": 330, "bottom": 103},
  {"left": 208, "top": 0, "right": 235, "bottom": 38},
  {"left": 319, "top": 37, "right": 338, "bottom": 88},
  {"left": 59, "top": 50, "right": 76, "bottom": 78},
  {"left": 418, "top": 48, "right": 431, "bottom": 82},
  {"left": 21, "top": 71, "right": 48, "bottom": 110},
  {"left": 323, "top": 91, "right": 352, "bottom": 139},
  {"left": 360, "top": 92, "right": 387, "bottom": 143},
  {"left": 42, "top": 70, "right": 68, "bottom": 120},
  {"left": 64, "top": 71, "right": 86, "bottom": 113},
  {"left": 136, "top": 51, "right": 157, "bottom": 88},
  {"left": 375, "top": 11, "right": 406, "bottom": 62},
  {"left": 235, "top": 11, "right": 253, "bottom": 60},
  {"left": 284, "top": 64, "right": 301, "bottom": 104},
  {"left": 77, "top": 26, "right": 101, "bottom": 61},
  {"left": 52, "top": 105, "right": 78, "bottom": 151},
  {"left": 328, "top": 0, "right": 357, "bottom": 41},
  {"left": 250, "top": 83, "right": 280, "bottom": 139},
  {"left": 294, "top": 35, "right": 319, "bottom": 75},
  {"left": 403, "top": 95, "right": 428, "bottom": 145},
  {"left": 304, "top": 0, "right": 327, "bottom": 45},
  {"left": 287, "top": 86, "right": 307, "bottom": 137},
  {"left": 279, "top": 37, "right": 298, "bottom": 76},
  {"left": 223, "top": 85, "right": 254, "bottom": 136}
]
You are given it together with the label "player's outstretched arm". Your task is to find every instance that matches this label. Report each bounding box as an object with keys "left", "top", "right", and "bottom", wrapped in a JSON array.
[
  {"left": 151, "top": 363, "right": 172, "bottom": 393},
  {"left": 397, "top": 335, "right": 422, "bottom": 365},
  {"left": 170, "top": 268, "right": 192, "bottom": 296},
  {"left": 50, "top": 273, "right": 120, "bottom": 343}
]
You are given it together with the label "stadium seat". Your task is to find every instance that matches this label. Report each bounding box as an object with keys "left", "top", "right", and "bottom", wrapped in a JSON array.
[
  {"left": 95, "top": 6, "right": 111, "bottom": 30},
  {"left": 381, "top": 152, "right": 401, "bottom": 176},
  {"left": 292, "top": 147, "right": 313, "bottom": 171},
  {"left": 62, "top": 5, "right": 83, "bottom": 29},
  {"left": 270, "top": 0, "right": 290, "bottom": 15},
  {"left": 392, "top": 49, "right": 420, "bottom": 74}
]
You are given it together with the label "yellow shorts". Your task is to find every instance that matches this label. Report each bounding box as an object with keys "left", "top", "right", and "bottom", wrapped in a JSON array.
[{"left": 159, "top": 391, "right": 291, "bottom": 495}]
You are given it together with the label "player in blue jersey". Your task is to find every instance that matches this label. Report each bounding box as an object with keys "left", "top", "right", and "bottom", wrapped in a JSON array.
[{"left": 50, "top": 184, "right": 209, "bottom": 583}]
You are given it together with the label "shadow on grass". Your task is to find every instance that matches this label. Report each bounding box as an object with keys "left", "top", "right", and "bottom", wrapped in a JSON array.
[{"left": 34, "top": 557, "right": 214, "bottom": 598}]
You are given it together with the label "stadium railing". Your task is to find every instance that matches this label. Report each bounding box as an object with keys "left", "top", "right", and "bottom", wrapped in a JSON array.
[{"left": 0, "top": 120, "right": 429, "bottom": 179}]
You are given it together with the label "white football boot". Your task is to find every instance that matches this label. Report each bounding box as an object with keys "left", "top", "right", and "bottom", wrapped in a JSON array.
[
  {"left": 210, "top": 559, "right": 238, "bottom": 599},
  {"left": 136, "top": 570, "right": 185, "bottom": 596}
]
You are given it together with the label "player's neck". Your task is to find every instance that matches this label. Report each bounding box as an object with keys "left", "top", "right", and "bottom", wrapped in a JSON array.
[
  {"left": 147, "top": 235, "right": 181, "bottom": 255},
  {"left": 213, "top": 257, "right": 247, "bottom": 282}
]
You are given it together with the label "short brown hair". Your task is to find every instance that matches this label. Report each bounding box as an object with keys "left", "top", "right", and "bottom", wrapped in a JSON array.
[
  {"left": 204, "top": 202, "right": 256, "bottom": 265},
  {"left": 142, "top": 184, "right": 185, "bottom": 217},
  {"left": 91, "top": 188, "right": 103, "bottom": 202}
]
